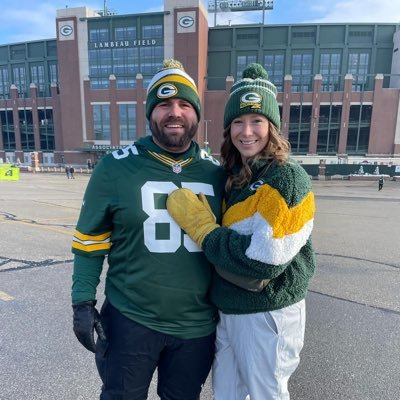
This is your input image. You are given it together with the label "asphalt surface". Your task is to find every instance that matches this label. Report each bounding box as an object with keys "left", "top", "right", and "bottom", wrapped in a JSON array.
[{"left": 0, "top": 173, "right": 399, "bottom": 400}]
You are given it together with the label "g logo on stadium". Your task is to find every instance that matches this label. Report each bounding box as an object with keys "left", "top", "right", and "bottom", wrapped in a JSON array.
[
  {"left": 157, "top": 84, "right": 178, "bottom": 98},
  {"left": 240, "top": 92, "right": 262, "bottom": 109},
  {"left": 179, "top": 16, "right": 195, "bottom": 28},
  {"left": 60, "top": 25, "right": 73, "bottom": 36}
]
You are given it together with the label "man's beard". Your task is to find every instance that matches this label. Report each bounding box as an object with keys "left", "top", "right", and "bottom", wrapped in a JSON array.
[{"left": 150, "top": 116, "right": 198, "bottom": 151}]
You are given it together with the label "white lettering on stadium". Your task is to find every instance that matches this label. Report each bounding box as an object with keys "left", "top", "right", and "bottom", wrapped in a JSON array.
[{"left": 94, "top": 39, "right": 157, "bottom": 49}]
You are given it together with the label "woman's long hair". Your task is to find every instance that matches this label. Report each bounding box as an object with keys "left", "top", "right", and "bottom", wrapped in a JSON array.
[{"left": 221, "top": 122, "right": 290, "bottom": 192}]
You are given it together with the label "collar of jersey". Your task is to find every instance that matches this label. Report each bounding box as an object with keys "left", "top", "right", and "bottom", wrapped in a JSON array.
[
  {"left": 145, "top": 151, "right": 192, "bottom": 170},
  {"left": 135, "top": 135, "right": 200, "bottom": 161}
]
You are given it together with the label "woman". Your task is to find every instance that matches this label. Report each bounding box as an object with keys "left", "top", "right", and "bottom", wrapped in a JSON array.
[{"left": 167, "top": 63, "right": 316, "bottom": 400}]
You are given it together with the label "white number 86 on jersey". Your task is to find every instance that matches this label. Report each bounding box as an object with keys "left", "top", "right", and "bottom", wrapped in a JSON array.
[{"left": 141, "top": 181, "right": 215, "bottom": 253}]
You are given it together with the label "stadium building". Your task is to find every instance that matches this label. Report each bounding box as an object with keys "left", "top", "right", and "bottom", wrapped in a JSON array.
[{"left": 0, "top": 0, "right": 400, "bottom": 167}]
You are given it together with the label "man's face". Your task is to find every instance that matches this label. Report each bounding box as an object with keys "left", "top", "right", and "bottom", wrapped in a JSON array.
[{"left": 150, "top": 98, "right": 199, "bottom": 153}]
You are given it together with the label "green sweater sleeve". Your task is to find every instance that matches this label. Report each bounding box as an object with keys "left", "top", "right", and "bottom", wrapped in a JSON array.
[
  {"left": 202, "top": 228, "right": 289, "bottom": 280},
  {"left": 71, "top": 254, "right": 104, "bottom": 304}
]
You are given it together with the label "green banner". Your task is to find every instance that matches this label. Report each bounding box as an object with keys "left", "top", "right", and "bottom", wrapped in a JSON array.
[{"left": 0, "top": 165, "right": 20, "bottom": 180}]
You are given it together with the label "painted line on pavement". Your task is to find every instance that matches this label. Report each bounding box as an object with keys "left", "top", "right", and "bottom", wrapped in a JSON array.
[
  {"left": 0, "top": 220, "right": 72, "bottom": 236},
  {"left": 0, "top": 291, "right": 15, "bottom": 301}
]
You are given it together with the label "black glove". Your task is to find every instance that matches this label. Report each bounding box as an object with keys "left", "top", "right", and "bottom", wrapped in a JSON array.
[{"left": 72, "top": 300, "right": 106, "bottom": 353}]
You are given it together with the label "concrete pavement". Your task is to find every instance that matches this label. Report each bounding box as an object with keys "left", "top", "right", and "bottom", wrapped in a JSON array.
[{"left": 1, "top": 174, "right": 399, "bottom": 399}]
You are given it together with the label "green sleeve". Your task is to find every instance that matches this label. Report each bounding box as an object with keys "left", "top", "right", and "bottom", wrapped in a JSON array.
[
  {"left": 71, "top": 254, "right": 104, "bottom": 304},
  {"left": 202, "top": 228, "right": 289, "bottom": 280},
  {"left": 71, "top": 158, "right": 114, "bottom": 257},
  {"left": 71, "top": 157, "right": 114, "bottom": 304}
]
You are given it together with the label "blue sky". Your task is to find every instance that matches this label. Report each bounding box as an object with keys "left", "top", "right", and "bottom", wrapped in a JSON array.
[{"left": 0, "top": 0, "right": 399, "bottom": 45}]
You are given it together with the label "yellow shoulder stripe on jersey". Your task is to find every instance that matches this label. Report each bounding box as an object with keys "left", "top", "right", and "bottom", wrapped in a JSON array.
[
  {"left": 73, "top": 230, "right": 112, "bottom": 241},
  {"left": 72, "top": 230, "right": 112, "bottom": 252},
  {"left": 72, "top": 242, "right": 111, "bottom": 252},
  {"left": 223, "top": 184, "right": 315, "bottom": 239}
]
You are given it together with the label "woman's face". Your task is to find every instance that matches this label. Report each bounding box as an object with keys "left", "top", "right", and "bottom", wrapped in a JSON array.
[{"left": 230, "top": 114, "right": 270, "bottom": 162}]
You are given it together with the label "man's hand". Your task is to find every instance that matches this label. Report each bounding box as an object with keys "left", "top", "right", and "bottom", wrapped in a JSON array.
[
  {"left": 72, "top": 300, "right": 106, "bottom": 353},
  {"left": 167, "top": 188, "right": 219, "bottom": 248}
]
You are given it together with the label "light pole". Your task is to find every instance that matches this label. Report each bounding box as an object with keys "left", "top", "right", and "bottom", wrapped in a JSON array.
[{"left": 204, "top": 120, "right": 211, "bottom": 154}]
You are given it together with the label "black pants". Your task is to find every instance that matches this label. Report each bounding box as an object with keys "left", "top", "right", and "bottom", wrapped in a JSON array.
[{"left": 95, "top": 301, "right": 215, "bottom": 400}]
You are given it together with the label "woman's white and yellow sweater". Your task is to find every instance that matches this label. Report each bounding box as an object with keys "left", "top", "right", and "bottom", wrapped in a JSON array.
[{"left": 202, "top": 159, "right": 316, "bottom": 314}]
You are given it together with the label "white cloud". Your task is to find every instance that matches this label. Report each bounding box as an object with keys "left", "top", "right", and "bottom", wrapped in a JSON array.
[
  {"left": 308, "top": 0, "right": 400, "bottom": 23},
  {"left": 0, "top": 6, "right": 55, "bottom": 41},
  {"left": 209, "top": 10, "right": 265, "bottom": 26},
  {"left": 0, "top": 1, "right": 102, "bottom": 43},
  {"left": 208, "top": 0, "right": 400, "bottom": 26}
]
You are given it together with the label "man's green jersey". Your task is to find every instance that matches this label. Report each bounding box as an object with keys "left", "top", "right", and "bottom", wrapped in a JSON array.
[{"left": 72, "top": 136, "right": 224, "bottom": 339}]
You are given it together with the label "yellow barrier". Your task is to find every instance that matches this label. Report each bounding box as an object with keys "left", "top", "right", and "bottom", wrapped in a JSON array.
[{"left": 0, "top": 164, "right": 20, "bottom": 181}]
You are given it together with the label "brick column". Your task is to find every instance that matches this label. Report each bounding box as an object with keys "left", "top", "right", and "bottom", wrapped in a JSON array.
[
  {"left": 10, "top": 85, "right": 23, "bottom": 163},
  {"left": 281, "top": 75, "right": 292, "bottom": 139},
  {"left": 50, "top": 82, "right": 64, "bottom": 164},
  {"left": 109, "top": 74, "right": 119, "bottom": 146},
  {"left": 308, "top": 74, "right": 322, "bottom": 154},
  {"left": 136, "top": 73, "right": 146, "bottom": 138},
  {"left": 0, "top": 107, "right": 4, "bottom": 161},
  {"left": 337, "top": 74, "right": 353, "bottom": 155},
  {"left": 30, "top": 83, "right": 41, "bottom": 158}
]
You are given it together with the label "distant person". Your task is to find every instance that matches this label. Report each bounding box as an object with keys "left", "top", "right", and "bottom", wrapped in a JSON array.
[
  {"left": 71, "top": 59, "right": 224, "bottom": 399},
  {"left": 167, "top": 63, "right": 316, "bottom": 400},
  {"left": 378, "top": 176, "right": 384, "bottom": 191},
  {"left": 69, "top": 166, "right": 75, "bottom": 179},
  {"left": 65, "top": 166, "right": 70, "bottom": 179}
]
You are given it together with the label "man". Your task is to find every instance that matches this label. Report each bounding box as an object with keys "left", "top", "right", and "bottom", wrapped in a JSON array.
[
  {"left": 71, "top": 59, "right": 224, "bottom": 400},
  {"left": 378, "top": 176, "right": 384, "bottom": 191}
]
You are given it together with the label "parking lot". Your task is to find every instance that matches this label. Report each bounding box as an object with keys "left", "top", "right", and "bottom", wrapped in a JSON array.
[{"left": 1, "top": 173, "right": 399, "bottom": 399}]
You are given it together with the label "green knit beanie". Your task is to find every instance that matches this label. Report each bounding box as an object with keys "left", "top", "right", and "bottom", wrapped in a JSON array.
[
  {"left": 223, "top": 63, "right": 281, "bottom": 129},
  {"left": 146, "top": 59, "right": 201, "bottom": 121}
]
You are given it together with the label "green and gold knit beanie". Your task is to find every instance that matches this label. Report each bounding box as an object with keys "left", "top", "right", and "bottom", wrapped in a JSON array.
[
  {"left": 146, "top": 59, "right": 201, "bottom": 121},
  {"left": 223, "top": 63, "right": 281, "bottom": 129}
]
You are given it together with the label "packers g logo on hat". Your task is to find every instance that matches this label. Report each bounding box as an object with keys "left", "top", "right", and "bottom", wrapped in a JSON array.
[
  {"left": 240, "top": 92, "right": 262, "bottom": 110},
  {"left": 157, "top": 84, "right": 178, "bottom": 98}
]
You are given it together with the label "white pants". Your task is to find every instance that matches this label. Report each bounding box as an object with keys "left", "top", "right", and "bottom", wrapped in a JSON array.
[{"left": 212, "top": 300, "right": 306, "bottom": 400}]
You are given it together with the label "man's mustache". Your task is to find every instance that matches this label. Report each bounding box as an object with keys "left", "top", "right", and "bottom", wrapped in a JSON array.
[{"left": 163, "top": 116, "right": 185, "bottom": 124}]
